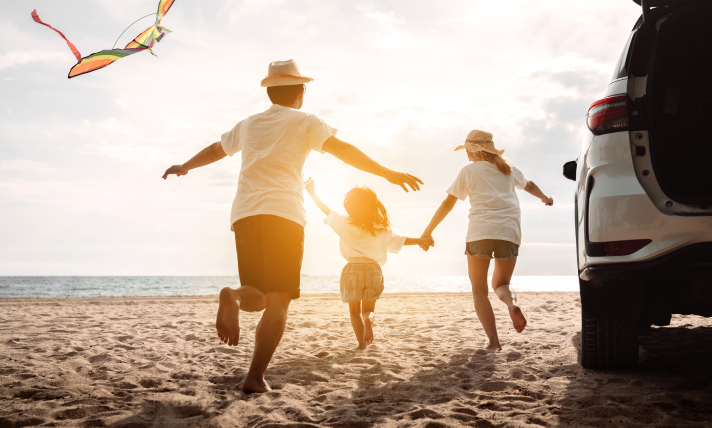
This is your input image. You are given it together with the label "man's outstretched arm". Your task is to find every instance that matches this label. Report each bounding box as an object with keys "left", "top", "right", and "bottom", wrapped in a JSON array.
[
  {"left": 322, "top": 136, "right": 423, "bottom": 192},
  {"left": 162, "top": 142, "right": 227, "bottom": 179}
]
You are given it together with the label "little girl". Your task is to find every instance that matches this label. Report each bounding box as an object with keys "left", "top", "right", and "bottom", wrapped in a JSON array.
[
  {"left": 421, "top": 130, "right": 553, "bottom": 351},
  {"left": 305, "top": 179, "right": 433, "bottom": 349}
]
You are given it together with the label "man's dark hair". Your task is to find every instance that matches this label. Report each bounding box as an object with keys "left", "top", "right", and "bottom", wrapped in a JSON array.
[{"left": 266, "top": 84, "right": 304, "bottom": 106}]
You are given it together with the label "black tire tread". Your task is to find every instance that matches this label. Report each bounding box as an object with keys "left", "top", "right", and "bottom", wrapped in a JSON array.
[{"left": 582, "top": 317, "right": 639, "bottom": 369}]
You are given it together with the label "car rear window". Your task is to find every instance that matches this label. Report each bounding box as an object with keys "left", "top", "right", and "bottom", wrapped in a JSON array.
[{"left": 611, "top": 30, "right": 637, "bottom": 81}]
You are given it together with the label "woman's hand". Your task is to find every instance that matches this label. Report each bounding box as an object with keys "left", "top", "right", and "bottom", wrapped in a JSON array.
[
  {"left": 304, "top": 177, "right": 315, "bottom": 194},
  {"left": 541, "top": 196, "right": 554, "bottom": 206},
  {"left": 162, "top": 164, "right": 189, "bottom": 179}
]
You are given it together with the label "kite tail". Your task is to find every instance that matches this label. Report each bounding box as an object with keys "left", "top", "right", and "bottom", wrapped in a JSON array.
[{"left": 31, "top": 9, "right": 82, "bottom": 62}]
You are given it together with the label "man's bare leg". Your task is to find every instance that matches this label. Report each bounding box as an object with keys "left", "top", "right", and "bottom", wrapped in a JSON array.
[
  {"left": 216, "top": 286, "right": 266, "bottom": 346},
  {"left": 468, "top": 255, "right": 501, "bottom": 350},
  {"left": 242, "top": 292, "right": 291, "bottom": 394},
  {"left": 361, "top": 300, "right": 376, "bottom": 346},
  {"left": 492, "top": 258, "right": 527, "bottom": 333},
  {"left": 348, "top": 301, "right": 366, "bottom": 349}
]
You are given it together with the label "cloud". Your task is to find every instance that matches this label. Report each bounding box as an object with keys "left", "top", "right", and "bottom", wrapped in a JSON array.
[
  {"left": 0, "top": 160, "right": 54, "bottom": 174},
  {"left": 0, "top": 51, "right": 68, "bottom": 70},
  {"left": 361, "top": 9, "right": 418, "bottom": 49},
  {"left": 522, "top": 53, "right": 613, "bottom": 97}
]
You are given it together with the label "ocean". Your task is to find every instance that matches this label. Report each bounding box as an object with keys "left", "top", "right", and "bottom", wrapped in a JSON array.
[{"left": 0, "top": 276, "right": 578, "bottom": 298}]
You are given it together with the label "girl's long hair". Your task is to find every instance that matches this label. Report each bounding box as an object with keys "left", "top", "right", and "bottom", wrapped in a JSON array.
[
  {"left": 478, "top": 151, "right": 513, "bottom": 175},
  {"left": 344, "top": 186, "right": 391, "bottom": 236}
]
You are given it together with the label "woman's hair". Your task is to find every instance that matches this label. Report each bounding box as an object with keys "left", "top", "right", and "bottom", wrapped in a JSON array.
[
  {"left": 343, "top": 186, "right": 391, "bottom": 236},
  {"left": 477, "top": 151, "right": 513, "bottom": 175}
]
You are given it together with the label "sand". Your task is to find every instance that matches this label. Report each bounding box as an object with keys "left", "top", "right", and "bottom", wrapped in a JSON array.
[{"left": 1, "top": 292, "right": 712, "bottom": 427}]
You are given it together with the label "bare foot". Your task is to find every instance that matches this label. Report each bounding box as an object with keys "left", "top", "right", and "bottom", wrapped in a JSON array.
[
  {"left": 242, "top": 375, "right": 271, "bottom": 394},
  {"left": 216, "top": 287, "right": 240, "bottom": 346},
  {"left": 484, "top": 343, "right": 502, "bottom": 351},
  {"left": 363, "top": 317, "right": 374, "bottom": 346},
  {"left": 509, "top": 305, "right": 527, "bottom": 333}
]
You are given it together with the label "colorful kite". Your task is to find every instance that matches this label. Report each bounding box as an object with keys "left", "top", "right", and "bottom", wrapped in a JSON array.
[{"left": 31, "top": 0, "right": 175, "bottom": 79}]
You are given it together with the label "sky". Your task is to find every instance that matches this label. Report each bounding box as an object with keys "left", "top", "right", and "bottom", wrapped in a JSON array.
[{"left": 0, "top": 0, "right": 642, "bottom": 277}]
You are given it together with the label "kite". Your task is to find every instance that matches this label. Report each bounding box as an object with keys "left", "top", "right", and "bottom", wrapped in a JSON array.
[{"left": 31, "top": 0, "right": 175, "bottom": 79}]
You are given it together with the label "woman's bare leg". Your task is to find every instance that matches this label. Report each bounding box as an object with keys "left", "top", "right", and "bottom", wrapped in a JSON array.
[
  {"left": 361, "top": 300, "right": 376, "bottom": 346},
  {"left": 468, "top": 256, "right": 501, "bottom": 350},
  {"left": 492, "top": 258, "right": 527, "bottom": 333},
  {"left": 348, "top": 301, "right": 366, "bottom": 349}
]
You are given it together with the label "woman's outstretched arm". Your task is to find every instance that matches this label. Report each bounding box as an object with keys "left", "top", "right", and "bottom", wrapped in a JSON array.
[
  {"left": 523, "top": 181, "right": 554, "bottom": 206},
  {"left": 420, "top": 194, "right": 459, "bottom": 250}
]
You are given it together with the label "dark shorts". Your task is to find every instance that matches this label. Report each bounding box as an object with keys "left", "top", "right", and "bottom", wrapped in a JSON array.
[
  {"left": 233, "top": 215, "right": 304, "bottom": 300},
  {"left": 465, "top": 239, "right": 519, "bottom": 260}
]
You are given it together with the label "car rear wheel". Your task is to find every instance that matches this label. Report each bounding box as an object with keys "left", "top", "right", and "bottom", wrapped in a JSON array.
[{"left": 581, "top": 316, "right": 639, "bottom": 369}]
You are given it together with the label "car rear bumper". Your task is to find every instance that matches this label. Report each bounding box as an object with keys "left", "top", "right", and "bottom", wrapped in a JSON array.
[{"left": 581, "top": 242, "right": 712, "bottom": 283}]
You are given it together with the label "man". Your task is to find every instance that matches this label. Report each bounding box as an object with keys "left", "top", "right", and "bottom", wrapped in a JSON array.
[{"left": 162, "top": 59, "right": 422, "bottom": 393}]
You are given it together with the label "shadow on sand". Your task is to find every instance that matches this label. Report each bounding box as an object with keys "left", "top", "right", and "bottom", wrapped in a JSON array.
[
  {"left": 555, "top": 325, "right": 712, "bottom": 426},
  {"left": 99, "top": 325, "right": 712, "bottom": 427}
]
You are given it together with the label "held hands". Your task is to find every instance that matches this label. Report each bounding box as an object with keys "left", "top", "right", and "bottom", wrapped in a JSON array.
[
  {"left": 162, "top": 164, "right": 189, "bottom": 180},
  {"left": 386, "top": 170, "right": 423, "bottom": 192},
  {"left": 419, "top": 235, "right": 434, "bottom": 251},
  {"left": 541, "top": 196, "right": 554, "bottom": 206}
]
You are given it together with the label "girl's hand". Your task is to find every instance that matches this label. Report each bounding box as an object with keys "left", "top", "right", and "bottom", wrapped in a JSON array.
[
  {"left": 542, "top": 196, "right": 554, "bottom": 206},
  {"left": 304, "top": 177, "right": 315, "bottom": 194}
]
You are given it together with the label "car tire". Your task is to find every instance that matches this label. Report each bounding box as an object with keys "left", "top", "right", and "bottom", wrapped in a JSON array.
[{"left": 581, "top": 315, "right": 639, "bottom": 369}]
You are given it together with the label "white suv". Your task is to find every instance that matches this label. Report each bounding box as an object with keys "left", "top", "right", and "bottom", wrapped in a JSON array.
[{"left": 564, "top": 0, "right": 712, "bottom": 369}]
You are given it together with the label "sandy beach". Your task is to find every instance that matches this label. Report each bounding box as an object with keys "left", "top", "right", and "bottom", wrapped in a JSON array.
[{"left": 1, "top": 292, "right": 712, "bottom": 427}]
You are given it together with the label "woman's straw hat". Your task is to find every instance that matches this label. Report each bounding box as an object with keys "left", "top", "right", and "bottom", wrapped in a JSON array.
[
  {"left": 260, "top": 59, "right": 314, "bottom": 87},
  {"left": 454, "top": 129, "right": 505, "bottom": 156}
]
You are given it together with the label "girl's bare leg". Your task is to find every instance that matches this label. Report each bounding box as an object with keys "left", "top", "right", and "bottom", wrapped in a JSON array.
[
  {"left": 361, "top": 300, "right": 376, "bottom": 346},
  {"left": 468, "top": 256, "right": 501, "bottom": 350},
  {"left": 348, "top": 301, "right": 366, "bottom": 349},
  {"left": 492, "top": 258, "right": 527, "bottom": 333}
]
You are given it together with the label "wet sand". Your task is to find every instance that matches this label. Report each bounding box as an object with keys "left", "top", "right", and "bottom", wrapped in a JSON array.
[{"left": 1, "top": 292, "right": 712, "bottom": 427}]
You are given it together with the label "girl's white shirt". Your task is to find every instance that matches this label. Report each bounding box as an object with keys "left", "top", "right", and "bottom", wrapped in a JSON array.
[
  {"left": 447, "top": 161, "right": 528, "bottom": 245},
  {"left": 324, "top": 211, "right": 406, "bottom": 266}
]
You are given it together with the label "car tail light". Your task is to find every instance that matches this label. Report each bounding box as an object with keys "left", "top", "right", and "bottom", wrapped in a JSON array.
[
  {"left": 586, "top": 95, "right": 628, "bottom": 135},
  {"left": 603, "top": 239, "right": 651, "bottom": 256}
]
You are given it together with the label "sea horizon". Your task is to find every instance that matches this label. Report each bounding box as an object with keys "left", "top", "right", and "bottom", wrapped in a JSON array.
[{"left": 0, "top": 275, "right": 579, "bottom": 298}]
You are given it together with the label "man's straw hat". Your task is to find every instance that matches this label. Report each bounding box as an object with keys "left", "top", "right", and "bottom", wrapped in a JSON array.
[
  {"left": 455, "top": 129, "right": 505, "bottom": 156},
  {"left": 260, "top": 59, "right": 314, "bottom": 87}
]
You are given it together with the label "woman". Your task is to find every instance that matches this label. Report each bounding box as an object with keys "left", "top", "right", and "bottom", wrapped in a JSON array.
[{"left": 421, "top": 130, "right": 553, "bottom": 350}]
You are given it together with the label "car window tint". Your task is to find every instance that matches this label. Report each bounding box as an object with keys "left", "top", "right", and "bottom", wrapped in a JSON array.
[{"left": 612, "top": 30, "right": 637, "bottom": 81}]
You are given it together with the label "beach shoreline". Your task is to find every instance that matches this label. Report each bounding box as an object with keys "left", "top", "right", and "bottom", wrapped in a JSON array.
[{"left": 2, "top": 292, "right": 711, "bottom": 427}]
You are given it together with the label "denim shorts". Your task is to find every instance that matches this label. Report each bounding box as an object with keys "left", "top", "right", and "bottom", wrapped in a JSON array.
[
  {"left": 465, "top": 239, "right": 519, "bottom": 260},
  {"left": 339, "top": 261, "right": 384, "bottom": 303}
]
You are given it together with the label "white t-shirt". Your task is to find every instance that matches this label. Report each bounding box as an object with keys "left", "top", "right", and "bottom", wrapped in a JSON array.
[
  {"left": 447, "top": 161, "right": 528, "bottom": 245},
  {"left": 221, "top": 104, "right": 337, "bottom": 229},
  {"left": 324, "top": 210, "right": 406, "bottom": 266}
]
